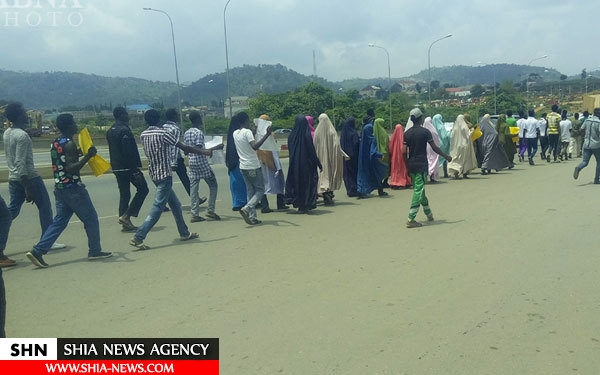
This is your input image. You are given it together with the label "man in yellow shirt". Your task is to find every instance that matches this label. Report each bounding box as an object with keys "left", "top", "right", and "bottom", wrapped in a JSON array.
[{"left": 546, "top": 104, "right": 562, "bottom": 162}]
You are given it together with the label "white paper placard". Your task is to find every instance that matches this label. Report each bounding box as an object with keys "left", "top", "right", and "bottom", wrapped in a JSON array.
[
  {"left": 254, "top": 118, "right": 278, "bottom": 152},
  {"left": 204, "top": 136, "right": 225, "bottom": 165}
]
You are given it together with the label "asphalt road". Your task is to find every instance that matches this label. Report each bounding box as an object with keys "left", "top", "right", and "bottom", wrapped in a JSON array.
[
  {"left": 0, "top": 147, "right": 142, "bottom": 167},
  {"left": 2, "top": 157, "right": 600, "bottom": 374}
]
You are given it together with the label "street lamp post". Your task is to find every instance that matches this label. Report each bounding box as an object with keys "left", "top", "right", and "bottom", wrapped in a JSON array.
[
  {"left": 526, "top": 55, "right": 548, "bottom": 101},
  {"left": 476, "top": 62, "right": 497, "bottom": 115},
  {"left": 143, "top": 7, "right": 183, "bottom": 125},
  {"left": 428, "top": 34, "right": 452, "bottom": 105},
  {"left": 224, "top": 0, "right": 233, "bottom": 118},
  {"left": 585, "top": 67, "right": 600, "bottom": 94},
  {"left": 368, "top": 43, "right": 392, "bottom": 128}
]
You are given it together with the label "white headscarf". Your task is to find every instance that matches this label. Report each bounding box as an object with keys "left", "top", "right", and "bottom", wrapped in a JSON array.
[{"left": 314, "top": 113, "right": 348, "bottom": 193}]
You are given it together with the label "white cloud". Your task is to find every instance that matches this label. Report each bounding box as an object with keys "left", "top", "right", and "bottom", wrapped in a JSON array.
[{"left": 0, "top": 0, "right": 597, "bottom": 82}]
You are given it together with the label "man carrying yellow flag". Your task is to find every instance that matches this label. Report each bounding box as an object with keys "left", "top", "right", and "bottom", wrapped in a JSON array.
[{"left": 26, "top": 114, "right": 112, "bottom": 268}]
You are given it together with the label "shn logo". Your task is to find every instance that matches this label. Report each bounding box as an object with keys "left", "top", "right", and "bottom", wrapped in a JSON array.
[
  {"left": 0, "top": 339, "right": 58, "bottom": 360},
  {"left": 11, "top": 343, "right": 47, "bottom": 357}
]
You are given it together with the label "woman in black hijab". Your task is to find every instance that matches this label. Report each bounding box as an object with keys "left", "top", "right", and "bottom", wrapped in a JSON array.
[
  {"left": 226, "top": 114, "right": 247, "bottom": 210},
  {"left": 340, "top": 117, "right": 360, "bottom": 197},
  {"left": 285, "top": 115, "right": 323, "bottom": 213}
]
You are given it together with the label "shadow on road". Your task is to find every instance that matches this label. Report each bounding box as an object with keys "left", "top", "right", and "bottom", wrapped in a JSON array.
[
  {"left": 576, "top": 182, "right": 598, "bottom": 187},
  {"left": 329, "top": 201, "right": 358, "bottom": 207},
  {"left": 285, "top": 209, "right": 333, "bottom": 216},
  {"left": 17, "top": 251, "right": 137, "bottom": 270},
  {"left": 253, "top": 220, "right": 299, "bottom": 227},
  {"left": 141, "top": 235, "right": 239, "bottom": 251},
  {"left": 424, "top": 219, "right": 466, "bottom": 227}
]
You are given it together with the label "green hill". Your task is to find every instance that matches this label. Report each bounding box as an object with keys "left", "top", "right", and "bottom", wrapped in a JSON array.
[
  {"left": 0, "top": 63, "right": 573, "bottom": 110},
  {"left": 0, "top": 70, "right": 177, "bottom": 109},
  {"left": 409, "top": 64, "right": 561, "bottom": 86},
  {"left": 180, "top": 64, "right": 330, "bottom": 105}
]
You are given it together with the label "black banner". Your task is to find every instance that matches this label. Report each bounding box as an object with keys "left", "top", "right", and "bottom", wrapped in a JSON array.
[{"left": 57, "top": 338, "right": 219, "bottom": 360}]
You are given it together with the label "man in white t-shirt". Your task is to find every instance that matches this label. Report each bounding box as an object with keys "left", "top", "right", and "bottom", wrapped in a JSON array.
[
  {"left": 517, "top": 111, "right": 527, "bottom": 162},
  {"left": 232, "top": 112, "right": 272, "bottom": 225},
  {"left": 538, "top": 113, "right": 549, "bottom": 161},
  {"left": 523, "top": 109, "right": 540, "bottom": 165},
  {"left": 559, "top": 110, "right": 572, "bottom": 161}
]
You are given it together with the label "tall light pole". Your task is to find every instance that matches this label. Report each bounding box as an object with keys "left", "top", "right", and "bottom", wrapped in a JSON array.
[
  {"left": 224, "top": 0, "right": 233, "bottom": 118},
  {"left": 368, "top": 43, "right": 392, "bottom": 128},
  {"left": 585, "top": 66, "right": 600, "bottom": 94},
  {"left": 476, "top": 62, "right": 497, "bottom": 114},
  {"left": 526, "top": 55, "right": 548, "bottom": 100},
  {"left": 143, "top": 7, "right": 183, "bottom": 125},
  {"left": 428, "top": 34, "right": 452, "bottom": 105}
]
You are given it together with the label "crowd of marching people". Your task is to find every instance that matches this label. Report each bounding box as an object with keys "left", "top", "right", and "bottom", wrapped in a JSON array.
[
  {"left": 0, "top": 102, "right": 600, "bottom": 270},
  {"left": 1, "top": 99, "right": 600, "bottom": 337}
]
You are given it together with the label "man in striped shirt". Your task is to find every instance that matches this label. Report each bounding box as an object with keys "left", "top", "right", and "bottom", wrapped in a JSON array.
[
  {"left": 163, "top": 108, "right": 191, "bottom": 196},
  {"left": 546, "top": 104, "right": 562, "bottom": 162},
  {"left": 130, "top": 110, "right": 211, "bottom": 250}
]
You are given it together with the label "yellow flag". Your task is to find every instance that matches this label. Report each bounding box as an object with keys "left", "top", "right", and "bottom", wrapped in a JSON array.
[
  {"left": 78, "top": 128, "right": 111, "bottom": 177},
  {"left": 509, "top": 126, "right": 520, "bottom": 143},
  {"left": 471, "top": 126, "right": 483, "bottom": 141}
]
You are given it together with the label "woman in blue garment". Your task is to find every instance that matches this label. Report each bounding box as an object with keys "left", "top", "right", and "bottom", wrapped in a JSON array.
[
  {"left": 357, "top": 114, "right": 388, "bottom": 197},
  {"left": 340, "top": 117, "right": 360, "bottom": 197},
  {"left": 225, "top": 114, "right": 248, "bottom": 211}
]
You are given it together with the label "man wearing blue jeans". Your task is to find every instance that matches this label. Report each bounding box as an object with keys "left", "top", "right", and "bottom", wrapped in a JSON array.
[
  {"left": 573, "top": 108, "right": 600, "bottom": 184},
  {"left": 130, "top": 110, "right": 209, "bottom": 250},
  {"left": 0, "top": 266, "right": 5, "bottom": 337},
  {"left": 26, "top": 114, "right": 112, "bottom": 268},
  {"left": 524, "top": 109, "right": 540, "bottom": 165},
  {"left": 0, "top": 195, "right": 13, "bottom": 269},
  {"left": 232, "top": 112, "right": 272, "bottom": 225},
  {"left": 2, "top": 103, "right": 65, "bottom": 266}
]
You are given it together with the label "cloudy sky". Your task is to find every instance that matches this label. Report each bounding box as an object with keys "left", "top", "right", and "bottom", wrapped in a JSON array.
[{"left": 0, "top": 0, "right": 597, "bottom": 83}]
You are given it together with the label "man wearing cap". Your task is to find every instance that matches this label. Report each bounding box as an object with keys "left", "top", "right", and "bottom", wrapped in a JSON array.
[{"left": 403, "top": 108, "right": 452, "bottom": 228}]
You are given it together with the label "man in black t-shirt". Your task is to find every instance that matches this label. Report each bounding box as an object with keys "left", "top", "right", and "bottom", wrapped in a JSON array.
[{"left": 403, "top": 108, "right": 452, "bottom": 228}]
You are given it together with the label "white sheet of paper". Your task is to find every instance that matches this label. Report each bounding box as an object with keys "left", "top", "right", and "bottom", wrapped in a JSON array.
[
  {"left": 205, "top": 136, "right": 225, "bottom": 165},
  {"left": 254, "top": 118, "right": 278, "bottom": 152}
]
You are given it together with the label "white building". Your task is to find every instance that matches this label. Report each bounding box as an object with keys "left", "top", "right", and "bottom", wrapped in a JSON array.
[{"left": 224, "top": 96, "right": 249, "bottom": 118}]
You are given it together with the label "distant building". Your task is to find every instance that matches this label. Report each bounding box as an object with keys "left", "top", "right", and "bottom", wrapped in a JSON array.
[
  {"left": 397, "top": 80, "right": 418, "bottom": 88},
  {"left": 224, "top": 96, "right": 249, "bottom": 118},
  {"left": 70, "top": 111, "right": 97, "bottom": 120},
  {"left": 126, "top": 104, "right": 152, "bottom": 115},
  {"left": 397, "top": 80, "right": 419, "bottom": 94},
  {"left": 390, "top": 83, "right": 403, "bottom": 93},
  {"left": 445, "top": 88, "right": 462, "bottom": 94},
  {"left": 359, "top": 85, "right": 381, "bottom": 98},
  {"left": 445, "top": 88, "right": 471, "bottom": 97}
]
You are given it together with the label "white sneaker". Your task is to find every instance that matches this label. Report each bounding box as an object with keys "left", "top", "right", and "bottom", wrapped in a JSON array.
[{"left": 51, "top": 243, "right": 66, "bottom": 250}]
